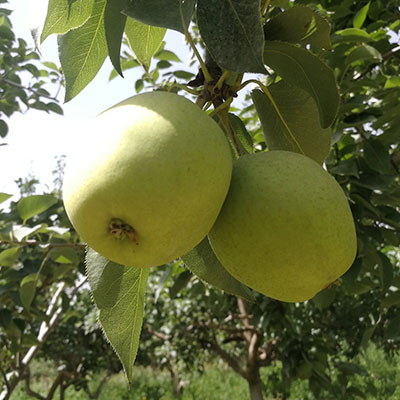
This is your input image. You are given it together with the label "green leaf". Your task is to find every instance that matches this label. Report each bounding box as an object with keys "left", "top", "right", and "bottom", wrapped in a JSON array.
[
  {"left": 41, "top": 0, "right": 96, "bottom": 42},
  {"left": 50, "top": 247, "right": 80, "bottom": 264},
  {"left": 334, "top": 28, "right": 373, "bottom": 43},
  {"left": 228, "top": 113, "right": 254, "bottom": 154},
  {"left": 0, "top": 192, "right": 12, "bottom": 204},
  {"left": 329, "top": 158, "right": 360, "bottom": 178},
  {"left": 123, "top": 0, "right": 195, "bottom": 34},
  {"left": 384, "top": 76, "right": 400, "bottom": 88},
  {"left": 264, "top": 5, "right": 331, "bottom": 50},
  {"left": 46, "top": 102, "right": 63, "bottom": 115},
  {"left": 363, "top": 138, "right": 391, "bottom": 174},
  {"left": 360, "top": 325, "right": 376, "bottom": 349},
  {"left": 58, "top": 0, "right": 108, "bottom": 102},
  {"left": 109, "top": 58, "right": 140, "bottom": 80},
  {"left": 85, "top": 248, "right": 149, "bottom": 382},
  {"left": 353, "top": 2, "right": 370, "bottom": 29},
  {"left": 251, "top": 82, "right": 331, "bottom": 164},
  {"left": 312, "top": 287, "right": 336, "bottom": 310},
  {"left": 154, "top": 49, "right": 181, "bottom": 62},
  {"left": 264, "top": 5, "right": 315, "bottom": 43},
  {"left": 181, "top": 237, "right": 255, "bottom": 302},
  {"left": 305, "top": 12, "right": 332, "bottom": 50},
  {"left": 345, "top": 44, "right": 382, "bottom": 67},
  {"left": 169, "top": 269, "right": 192, "bottom": 298},
  {"left": 197, "top": 0, "right": 266, "bottom": 73},
  {"left": 17, "top": 194, "right": 57, "bottom": 222},
  {"left": 384, "top": 315, "right": 400, "bottom": 340},
  {"left": 0, "top": 247, "right": 21, "bottom": 267},
  {"left": 125, "top": 17, "right": 166, "bottom": 70},
  {"left": 0, "top": 119, "right": 8, "bottom": 137},
  {"left": 104, "top": 0, "right": 128, "bottom": 77},
  {"left": 379, "top": 253, "right": 393, "bottom": 293},
  {"left": 0, "top": 309, "right": 12, "bottom": 328},
  {"left": 19, "top": 273, "right": 37, "bottom": 311},
  {"left": 381, "top": 292, "right": 400, "bottom": 308},
  {"left": 264, "top": 41, "right": 339, "bottom": 128}
]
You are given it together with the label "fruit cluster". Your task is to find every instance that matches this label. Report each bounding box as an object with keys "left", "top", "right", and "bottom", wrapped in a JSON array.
[{"left": 63, "top": 92, "right": 357, "bottom": 302}]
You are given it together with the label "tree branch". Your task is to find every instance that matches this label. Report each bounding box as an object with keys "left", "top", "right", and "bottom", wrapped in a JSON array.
[
  {"left": 201, "top": 338, "right": 247, "bottom": 379},
  {"left": 146, "top": 324, "right": 170, "bottom": 341},
  {"left": 237, "top": 298, "right": 253, "bottom": 344},
  {"left": 24, "top": 369, "right": 45, "bottom": 400},
  {"left": 0, "top": 77, "right": 58, "bottom": 101},
  {"left": 0, "top": 240, "right": 85, "bottom": 249}
]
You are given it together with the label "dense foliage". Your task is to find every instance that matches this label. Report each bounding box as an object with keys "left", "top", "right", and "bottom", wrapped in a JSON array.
[{"left": 0, "top": 1, "right": 63, "bottom": 140}]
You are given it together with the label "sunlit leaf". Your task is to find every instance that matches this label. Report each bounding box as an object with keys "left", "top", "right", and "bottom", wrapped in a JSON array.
[
  {"left": 41, "top": 0, "right": 96, "bottom": 42},
  {"left": 58, "top": 0, "right": 108, "bottom": 102},
  {"left": 17, "top": 194, "right": 57, "bottom": 222},
  {"left": 85, "top": 248, "right": 149, "bottom": 382},
  {"left": 125, "top": 18, "right": 166, "bottom": 70}
]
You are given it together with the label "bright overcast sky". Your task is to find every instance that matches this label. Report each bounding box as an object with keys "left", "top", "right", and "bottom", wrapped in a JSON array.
[{"left": 0, "top": 0, "right": 191, "bottom": 199}]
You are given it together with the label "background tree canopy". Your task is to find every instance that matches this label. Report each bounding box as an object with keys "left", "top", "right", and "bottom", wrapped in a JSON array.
[{"left": 1, "top": 0, "right": 399, "bottom": 399}]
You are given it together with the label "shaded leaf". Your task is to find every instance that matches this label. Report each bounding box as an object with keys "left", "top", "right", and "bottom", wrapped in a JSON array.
[
  {"left": 264, "top": 5, "right": 331, "bottom": 50},
  {"left": 312, "top": 287, "right": 336, "bottom": 310},
  {"left": 251, "top": 82, "right": 331, "bottom": 164},
  {"left": 104, "top": 0, "right": 129, "bottom": 76},
  {"left": 125, "top": 18, "right": 166, "bottom": 70},
  {"left": 41, "top": 0, "right": 96, "bottom": 42},
  {"left": 0, "top": 309, "right": 12, "bottom": 328},
  {"left": 360, "top": 325, "right": 376, "bottom": 349},
  {"left": 169, "top": 269, "right": 192, "bottom": 298},
  {"left": 17, "top": 194, "right": 57, "bottom": 222},
  {"left": 264, "top": 41, "right": 339, "bottom": 128},
  {"left": 0, "top": 247, "right": 21, "bottom": 267},
  {"left": 345, "top": 44, "right": 382, "bottom": 67},
  {"left": 181, "top": 237, "right": 255, "bottom": 302},
  {"left": 0, "top": 120, "right": 8, "bottom": 137},
  {"left": 228, "top": 113, "right": 254, "bottom": 154},
  {"left": 123, "top": 0, "right": 195, "bottom": 34},
  {"left": 19, "top": 273, "right": 37, "bottom": 311},
  {"left": 58, "top": 0, "right": 108, "bottom": 102},
  {"left": 363, "top": 138, "right": 391, "bottom": 174},
  {"left": 329, "top": 158, "right": 360, "bottom": 178},
  {"left": 379, "top": 253, "right": 393, "bottom": 293},
  {"left": 381, "top": 292, "right": 400, "bottom": 308},
  {"left": 197, "top": 0, "right": 266, "bottom": 73},
  {"left": 85, "top": 248, "right": 149, "bottom": 382},
  {"left": 384, "top": 315, "right": 400, "bottom": 340}
]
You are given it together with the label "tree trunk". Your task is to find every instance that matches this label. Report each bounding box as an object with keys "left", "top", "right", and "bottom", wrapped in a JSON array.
[
  {"left": 247, "top": 368, "right": 264, "bottom": 400},
  {"left": 167, "top": 364, "right": 184, "bottom": 398}
]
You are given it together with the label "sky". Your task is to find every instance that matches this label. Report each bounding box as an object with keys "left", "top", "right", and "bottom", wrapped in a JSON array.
[{"left": 0, "top": 0, "right": 194, "bottom": 199}]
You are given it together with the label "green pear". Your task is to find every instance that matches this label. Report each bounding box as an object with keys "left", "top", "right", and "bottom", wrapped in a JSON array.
[
  {"left": 63, "top": 91, "right": 232, "bottom": 267},
  {"left": 208, "top": 151, "right": 357, "bottom": 302}
]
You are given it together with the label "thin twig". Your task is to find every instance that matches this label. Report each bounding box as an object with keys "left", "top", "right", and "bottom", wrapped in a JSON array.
[
  {"left": 0, "top": 239, "right": 85, "bottom": 249},
  {"left": 0, "top": 78, "right": 58, "bottom": 101}
]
